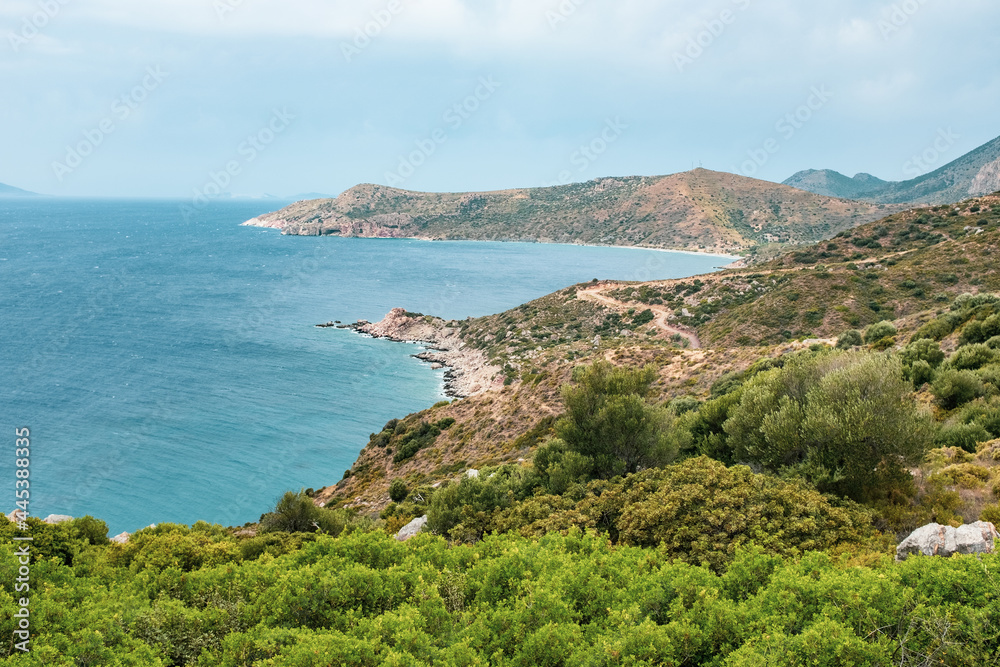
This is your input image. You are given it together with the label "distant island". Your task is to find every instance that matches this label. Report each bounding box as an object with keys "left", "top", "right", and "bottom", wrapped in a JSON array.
[{"left": 0, "top": 181, "right": 42, "bottom": 197}]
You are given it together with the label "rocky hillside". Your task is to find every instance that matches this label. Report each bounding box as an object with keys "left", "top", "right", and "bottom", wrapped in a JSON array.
[
  {"left": 784, "top": 133, "right": 1000, "bottom": 205},
  {"left": 244, "top": 169, "right": 898, "bottom": 255}
]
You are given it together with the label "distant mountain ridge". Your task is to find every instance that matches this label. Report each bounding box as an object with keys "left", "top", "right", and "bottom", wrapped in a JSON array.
[
  {"left": 784, "top": 133, "right": 1000, "bottom": 205},
  {"left": 245, "top": 169, "right": 900, "bottom": 255},
  {"left": 0, "top": 182, "right": 41, "bottom": 197}
]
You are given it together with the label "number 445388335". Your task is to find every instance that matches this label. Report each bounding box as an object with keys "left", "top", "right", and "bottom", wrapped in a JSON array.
[{"left": 15, "top": 428, "right": 30, "bottom": 520}]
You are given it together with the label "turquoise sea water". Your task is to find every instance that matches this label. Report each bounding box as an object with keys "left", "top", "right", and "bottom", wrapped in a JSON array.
[{"left": 0, "top": 199, "right": 729, "bottom": 534}]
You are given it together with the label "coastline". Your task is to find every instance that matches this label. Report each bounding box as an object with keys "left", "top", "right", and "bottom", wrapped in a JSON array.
[
  {"left": 344, "top": 308, "right": 504, "bottom": 399},
  {"left": 242, "top": 216, "right": 744, "bottom": 262}
]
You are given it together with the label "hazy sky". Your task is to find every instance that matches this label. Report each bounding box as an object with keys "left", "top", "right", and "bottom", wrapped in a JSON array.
[{"left": 2, "top": 0, "right": 998, "bottom": 197}]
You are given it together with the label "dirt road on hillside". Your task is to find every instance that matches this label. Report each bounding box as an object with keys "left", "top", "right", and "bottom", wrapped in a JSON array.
[{"left": 578, "top": 284, "right": 702, "bottom": 349}]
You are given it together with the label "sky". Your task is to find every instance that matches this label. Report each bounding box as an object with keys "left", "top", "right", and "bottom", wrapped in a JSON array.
[{"left": 1, "top": 0, "right": 998, "bottom": 198}]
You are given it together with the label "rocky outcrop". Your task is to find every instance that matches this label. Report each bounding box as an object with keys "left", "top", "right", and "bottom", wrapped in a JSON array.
[
  {"left": 970, "top": 157, "right": 1000, "bottom": 196},
  {"left": 396, "top": 515, "right": 428, "bottom": 541},
  {"left": 896, "top": 521, "right": 999, "bottom": 561},
  {"left": 110, "top": 532, "right": 130, "bottom": 544},
  {"left": 351, "top": 308, "right": 503, "bottom": 398},
  {"left": 43, "top": 514, "right": 73, "bottom": 524}
]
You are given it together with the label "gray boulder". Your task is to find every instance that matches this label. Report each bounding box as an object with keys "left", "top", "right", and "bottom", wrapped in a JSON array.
[
  {"left": 396, "top": 515, "right": 428, "bottom": 541},
  {"left": 896, "top": 521, "right": 999, "bottom": 561},
  {"left": 43, "top": 514, "right": 73, "bottom": 525},
  {"left": 110, "top": 532, "right": 130, "bottom": 544}
]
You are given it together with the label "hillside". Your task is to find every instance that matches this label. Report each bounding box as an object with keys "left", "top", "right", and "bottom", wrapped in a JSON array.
[
  {"left": 316, "top": 193, "right": 1000, "bottom": 517},
  {"left": 784, "top": 133, "right": 1000, "bottom": 205},
  {"left": 609, "top": 194, "right": 1000, "bottom": 348},
  {"left": 244, "top": 169, "right": 899, "bottom": 255}
]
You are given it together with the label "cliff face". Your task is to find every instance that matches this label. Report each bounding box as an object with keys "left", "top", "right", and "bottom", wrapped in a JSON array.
[
  {"left": 243, "top": 170, "right": 900, "bottom": 254},
  {"left": 970, "top": 157, "right": 1000, "bottom": 196}
]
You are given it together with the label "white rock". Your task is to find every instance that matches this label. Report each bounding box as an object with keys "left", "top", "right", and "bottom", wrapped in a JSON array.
[
  {"left": 110, "top": 532, "right": 130, "bottom": 544},
  {"left": 43, "top": 514, "right": 73, "bottom": 525},
  {"left": 896, "top": 521, "right": 998, "bottom": 561},
  {"left": 466, "top": 469, "right": 480, "bottom": 478},
  {"left": 955, "top": 522, "right": 999, "bottom": 555},
  {"left": 396, "top": 515, "right": 428, "bottom": 541}
]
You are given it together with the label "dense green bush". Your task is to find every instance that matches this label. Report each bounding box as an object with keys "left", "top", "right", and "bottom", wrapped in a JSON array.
[
  {"left": 532, "top": 438, "right": 593, "bottom": 495},
  {"left": 949, "top": 343, "right": 997, "bottom": 370},
  {"left": 901, "top": 338, "right": 945, "bottom": 368},
  {"left": 863, "top": 320, "right": 897, "bottom": 344},
  {"left": 935, "top": 423, "right": 991, "bottom": 453},
  {"left": 556, "top": 361, "right": 676, "bottom": 478},
  {"left": 721, "top": 352, "right": 931, "bottom": 500},
  {"left": 4, "top": 522, "right": 997, "bottom": 665},
  {"left": 836, "top": 329, "right": 863, "bottom": 349},
  {"left": 911, "top": 359, "right": 935, "bottom": 388},
  {"left": 259, "top": 490, "right": 356, "bottom": 536},
  {"left": 933, "top": 369, "right": 985, "bottom": 409},
  {"left": 389, "top": 479, "right": 409, "bottom": 503}
]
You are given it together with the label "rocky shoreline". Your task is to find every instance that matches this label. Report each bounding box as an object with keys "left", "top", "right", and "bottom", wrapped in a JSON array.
[{"left": 345, "top": 308, "right": 504, "bottom": 399}]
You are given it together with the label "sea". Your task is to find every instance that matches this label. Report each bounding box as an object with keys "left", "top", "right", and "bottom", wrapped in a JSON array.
[{"left": 0, "top": 199, "right": 729, "bottom": 534}]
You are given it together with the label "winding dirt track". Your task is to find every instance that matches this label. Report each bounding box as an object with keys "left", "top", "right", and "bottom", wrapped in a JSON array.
[{"left": 577, "top": 284, "right": 702, "bottom": 349}]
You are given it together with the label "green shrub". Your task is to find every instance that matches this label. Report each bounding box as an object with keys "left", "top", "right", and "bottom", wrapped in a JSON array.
[
  {"left": 591, "top": 457, "right": 881, "bottom": 571},
  {"left": 863, "top": 320, "right": 897, "bottom": 344},
  {"left": 901, "top": 338, "right": 945, "bottom": 369},
  {"left": 393, "top": 421, "right": 444, "bottom": 463},
  {"left": 427, "top": 476, "right": 511, "bottom": 542},
  {"left": 932, "top": 369, "right": 985, "bottom": 409},
  {"left": 836, "top": 329, "right": 863, "bottom": 349},
  {"left": 910, "top": 360, "right": 935, "bottom": 388},
  {"left": 935, "top": 423, "right": 991, "bottom": 453},
  {"left": 911, "top": 317, "right": 956, "bottom": 341},
  {"left": 949, "top": 343, "right": 996, "bottom": 370},
  {"left": 961, "top": 320, "right": 987, "bottom": 345},
  {"left": 389, "top": 479, "right": 409, "bottom": 503},
  {"left": 723, "top": 352, "right": 931, "bottom": 501},
  {"left": 533, "top": 439, "right": 593, "bottom": 495},
  {"left": 259, "top": 491, "right": 354, "bottom": 536},
  {"left": 632, "top": 309, "right": 655, "bottom": 326},
  {"left": 556, "top": 361, "right": 676, "bottom": 478}
]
